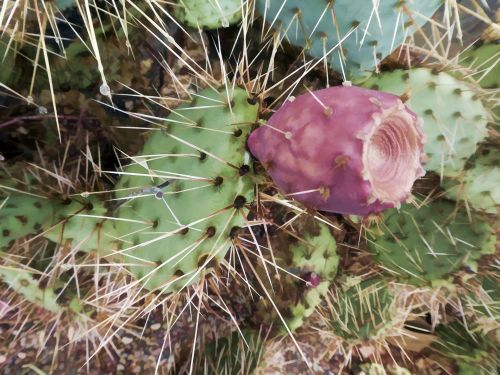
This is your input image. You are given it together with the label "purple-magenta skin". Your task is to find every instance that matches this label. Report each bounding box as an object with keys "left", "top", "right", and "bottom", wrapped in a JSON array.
[{"left": 248, "top": 85, "right": 425, "bottom": 216}]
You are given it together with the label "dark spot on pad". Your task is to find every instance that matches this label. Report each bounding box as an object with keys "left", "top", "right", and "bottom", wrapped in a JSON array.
[
  {"left": 20, "top": 279, "right": 30, "bottom": 287},
  {"left": 239, "top": 165, "right": 250, "bottom": 176},
  {"left": 15, "top": 216, "right": 28, "bottom": 225},
  {"left": 174, "top": 269, "right": 184, "bottom": 278},
  {"left": 33, "top": 202, "right": 42, "bottom": 209},
  {"left": 233, "top": 195, "right": 246, "bottom": 209},
  {"left": 213, "top": 176, "right": 224, "bottom": 186},
  {"left": 179, "top": 227, "right": 189, "bottom": 235},
  {"left": 206, "top": 226, "right": 216, "bottom": 238},
  {"left": 229, "top": 226, "right": 241, "bottom": 239},
  {"left": 233, "top": 129, "right": 243, "bottom": 137},
  {"left": 2, "top": 229, "right": 10, "bottom": 237},
  {"left": 199, "top": 152, "right": 207, "bottom": 161},
  {"left": 247, "top": 96, "right": 258, "bottom": 105}
]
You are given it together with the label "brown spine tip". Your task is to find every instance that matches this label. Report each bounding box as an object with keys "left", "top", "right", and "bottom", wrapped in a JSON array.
[{"left": 399, "top": 89, "right": 412, "bottom": 103}]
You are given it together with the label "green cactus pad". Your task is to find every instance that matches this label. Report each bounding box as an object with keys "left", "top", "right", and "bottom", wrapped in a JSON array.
[
  {"left": 256, "top": 0, "right": 441, "bottom": 79},
  {"left": 114, "top": 87, "right": 259, "bottom": 292},
  {"left": 287, "top": 221, "right": 338, "bottom": 331},
  {"left": 324, "top": 277, "right": 399, "bottom": 341},
  {"left": 367, "top": 200, "right": 496, "bottom": 286},
  {"left": 55, "top": 0, "right": 75, "bottom": 11},
  {"left": 200, "top": 330, "right": 265, "bottom": 375},
  {"left": 460, "top": 43, "right": 500, "bottom": 89},
  {"left": 443, "top": 148, "right": 499, "bottom": 214},
  {"left": 174, "top": 0, "right": 243, "bottom": 29},
  {"left": 0, "top": 267, "right": 61, "bottom": 313},
  {"left": 431, "top": 321, "right": 498, "bottom": 375},
  {"left": 363, "top": 68, "right": 490, "bottom": 178},
  {"left": 1, "top": 194, "right": 57, "bottom": 249},
  {"left": 44, "top": 197, "right": 117, "bottom": 254}
]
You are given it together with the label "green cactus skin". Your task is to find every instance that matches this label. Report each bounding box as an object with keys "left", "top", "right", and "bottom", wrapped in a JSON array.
[
  {"left": 114, "top": 87, "right": 259, "bottom": 292},
  {"left": 367, "top": 200, "right": 496, "bottom": 287},
  {"left": 200, "top": 330, "right": 265, "bottom": 375},
  {"left": 460, "top": 43, "right": 500, "bottom": 89},
  {"left": 55, "top": 0, "right": 75, "bottom": 11},
  {"left": 287, "top": 221, "right": 338, "bottom": 331},
  {"left": 431, "top": 321, "right": 498, "bottom": 375},
  {"left": 443, "top": 148, "right": 499, "bottom": 214},
  {"left": 362, "top": 68, "right": 490, "bottom": 178},
  {"left": 0, "top": 267, "right": 61, "bottom": 313},
  {"left": 0, "top": 266, "right": 83, "bottom": 314},
  {"left": 43, "top": 197, "right": 117, "bottom": 254},
  {"left": 0, "top": 194, "right": 57, "bottom": 249},
  {"left": 324, "top": 276, "right": 401, "bottom": 342},
  {"left": 174, "top": 0, "right": 243, "bottom": 29},
  {"left": 1, "top": 192, "right": 115, "bottom": 253},
  {"left": 256, "top": 0, "right": 441, "bottom": 79}
]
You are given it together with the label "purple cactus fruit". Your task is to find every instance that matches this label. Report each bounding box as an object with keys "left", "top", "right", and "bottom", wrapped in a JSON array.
[
  {"left": 304, "top": 272, "right": 321, "bottom": 288},
  {"left": 248, "top": 85, "right": 425, "bottom": 216}
]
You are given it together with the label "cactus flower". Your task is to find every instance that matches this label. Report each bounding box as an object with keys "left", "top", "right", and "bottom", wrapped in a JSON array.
[{"left": 248, "top": 85, "right": 425, "bottom": 216}]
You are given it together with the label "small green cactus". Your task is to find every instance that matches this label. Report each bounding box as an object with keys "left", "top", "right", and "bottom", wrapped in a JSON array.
[
  {"left": 362, "top": 68, "right": 491, "bottom": 178},
  {"left": 431, "top": 321, "right": 498, "bottom": 375},
  {"left": 174, "top": 0, "right": 243, "bottom": 29},
  {"left": 322, "top": 276, "right": 400, "bottom": 343},
  {"left": 199, "top": 330, "right": 265, "bottom": 375},
  {"left": 114, "top": 86, "right": 259, "bottom": 292},
  {"left": 367, "top": 200, "right": 496, "bottom": 287},
  {"left": 256, "top": 0, "right": 441, "bottom": 79},
  {"left": 0, "top": 267, "right": 61, "bottom": 313},
  {"left": 287, "top": 220, "right": 338, "bottom": 331}
]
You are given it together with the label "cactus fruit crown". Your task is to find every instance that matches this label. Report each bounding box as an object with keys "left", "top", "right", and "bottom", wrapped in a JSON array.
[
  {"left": 367, "top": 200, "right": 496, "bottom": 286},
  {"left": 248, "top": 85, "right": 425, "bottom": 216},
  {"left": 114, "top": 86, "right": 259, "bottom": 292}
]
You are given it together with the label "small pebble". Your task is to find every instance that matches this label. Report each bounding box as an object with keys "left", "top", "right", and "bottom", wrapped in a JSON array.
[
  {"left": 151, "top": 323, "right": 161, "bottom": 331},
  {"left": 122, "top": 337, "right": 133, "bottom": 345}
]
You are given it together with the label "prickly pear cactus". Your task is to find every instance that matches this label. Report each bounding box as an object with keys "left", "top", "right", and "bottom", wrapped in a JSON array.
[
  {"left": 287, "top": 220, "right": 338, "bottom": 331},
  {"left": 248, "top": 85, "right": 425, "bottom": 216},
  {"left": 200, "top": 330, "right": 265, "bottom": 375},
  {"left": 367, "top": 200, "right": 496, "bottom": 286},
  {"left": 174, "top": 0, "right": 243, "bottom": 29},
  {"left": 443, "top": 147, "right": 499, "bottom": 214},
  {"left": 362, "top": 68, "right": 491, "bottom": 178},
  {"left": 322, "top": 276, "right": 404, "bottom": 343},
  {"left": 0, "top": 193, "right": 57, "bottom": 249},
  {"left": 114, "top": 87, "right": 259, "bottom": 292},
  {"left": 256, "top": 0, "right": 441, "bottom": 79},
  {"left": 431, "top": 321, "right": 498, "bottom": 375}
]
